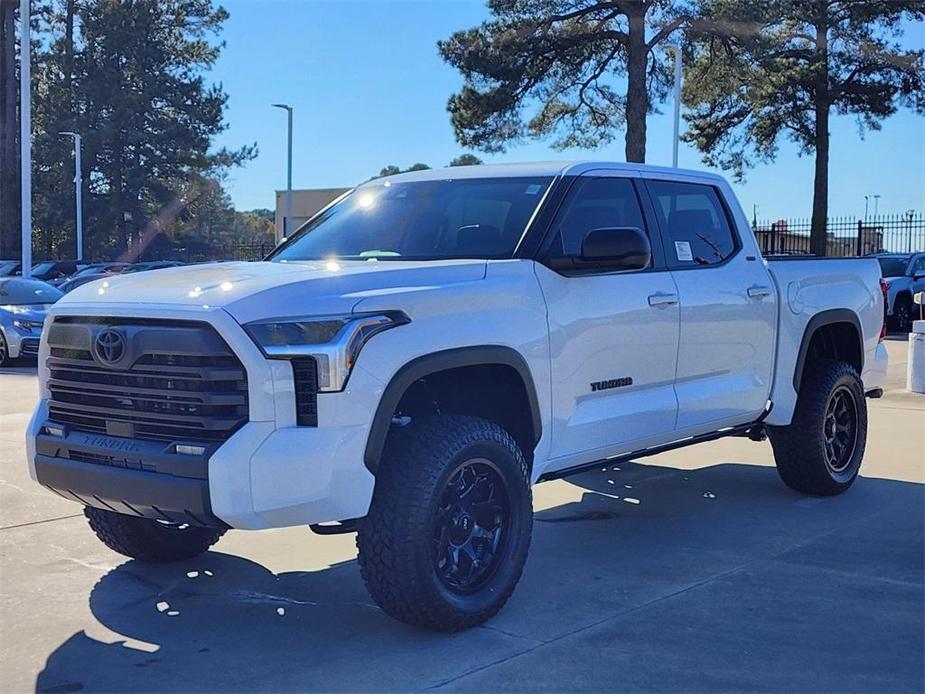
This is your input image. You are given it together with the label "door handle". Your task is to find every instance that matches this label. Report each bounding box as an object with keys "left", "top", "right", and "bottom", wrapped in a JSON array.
[
  {"left": 747, "top": 285, "right": 772, "bottom": 299},
  {"left": 648, "top": 293, "right": 679, "bottom": 307}
]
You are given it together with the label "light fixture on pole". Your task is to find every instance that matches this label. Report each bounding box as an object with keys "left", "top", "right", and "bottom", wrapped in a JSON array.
[
  {"left": 59, "top": 131, "right": 83, "bottom": 261},
  {"left": 663, "top": 43, "right": 682, "bottom": 168},
  {"left": 272, "top": 103, "right": 293, "bottom": 244},
  {"left": 19, "top": 0, "right": 32, "bottom": 278}
]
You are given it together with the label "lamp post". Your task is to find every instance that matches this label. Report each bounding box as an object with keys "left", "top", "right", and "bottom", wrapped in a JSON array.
[
  {"left": 19, "top": 0, "right": 31, "bottom": 278},
  {"left": 663, "top": 43, "right": 682, "bottom": 168},
  {"left": 272, "top": 103, "right": 293, "bottom": 244},
  {"left": 59, "top": 131, "right": 83, "bottom": 261}
]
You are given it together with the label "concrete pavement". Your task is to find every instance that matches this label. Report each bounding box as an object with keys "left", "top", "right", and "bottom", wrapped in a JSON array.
[{"left": 0, "top": 338, "right": 922, "bottom": 693}]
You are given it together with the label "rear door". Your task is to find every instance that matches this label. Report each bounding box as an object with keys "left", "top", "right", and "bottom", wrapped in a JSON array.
[
  {"left": 535, "top": 171, "right": 681, "bottom": 463},
  {"left": 642, "top": 178, "right": 776, "bottom": 431}
]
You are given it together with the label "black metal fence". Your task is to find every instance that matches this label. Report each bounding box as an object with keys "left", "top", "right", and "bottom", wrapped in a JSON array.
[{"left": 753, "top": 213, "right": 925, "bottom": 257}]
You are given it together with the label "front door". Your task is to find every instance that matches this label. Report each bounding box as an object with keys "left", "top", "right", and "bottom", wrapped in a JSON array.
[{"left": 535, "top": 173, "right": 681, "bottom": 465}]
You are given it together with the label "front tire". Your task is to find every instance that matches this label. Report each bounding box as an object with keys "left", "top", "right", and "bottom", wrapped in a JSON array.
[
  {"left": 0, "top": 331, "right": 9, "bottom": 367},
  {"left": 768, "top": 360, "right": 867, "bottom": 495},
  {"left": 357, "top": 415, "right": 533, "bottom": 631},
  {"left": 84, "top": 507, "right": 226, "bottom": 562}
]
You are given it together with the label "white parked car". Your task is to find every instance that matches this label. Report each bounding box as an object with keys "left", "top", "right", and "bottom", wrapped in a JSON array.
[
  {"left": 0, "top": 278, "right": 62, "bottom": 366},
  {"left": 26, "top": 162, "right": 888, "bottom": 630},
  {"left": 870, "top": 252, "right": 925, "bottom": 332}
]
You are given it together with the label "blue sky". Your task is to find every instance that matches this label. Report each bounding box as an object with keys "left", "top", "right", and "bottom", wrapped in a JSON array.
[{"left": 212, "top": 0, "right": 924, "bottom": 221}]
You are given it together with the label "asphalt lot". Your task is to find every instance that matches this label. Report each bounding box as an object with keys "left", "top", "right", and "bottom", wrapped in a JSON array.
[{"left": 1, "top": 337, "right": 922, "bottom": 693}]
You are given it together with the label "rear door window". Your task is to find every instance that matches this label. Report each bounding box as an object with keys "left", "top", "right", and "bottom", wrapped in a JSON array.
[{"left": 648, "top": 181, "right": 737, "bottom": 267}]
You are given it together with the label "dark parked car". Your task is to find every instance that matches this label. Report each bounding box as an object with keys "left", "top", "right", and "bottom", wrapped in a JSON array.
[
  {"left": 0, "top": 260, "right": 22, "bottom": 277},
  {"left": 31, "top": 260, "right": 87, "bottom": 283},
  {"left": 57, "top": 263, "right": 133, "bottom": 293},
  {"left": 123, "top": 260, "right": 185, "bottom": 273}
]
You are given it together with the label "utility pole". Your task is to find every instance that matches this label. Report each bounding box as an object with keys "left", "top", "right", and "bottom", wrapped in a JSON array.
[
  {"left": 663, "top": 44, "right": 682, "bottom": 168},
  {"left": 19, "top": 0, "right": 31, "bottom": 278},
  {"left": 272, "top": 103, "right": 293, "bottom": 244},
  {"left": 873, "top": 194, "right": 881, "bottom": 218},
  {"left": 60, "top": 131, "right": 83, "bottom": 260}
]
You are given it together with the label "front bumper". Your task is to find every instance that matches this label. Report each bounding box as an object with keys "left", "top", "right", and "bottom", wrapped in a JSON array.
[
  {"left": 27, "top": 305, "right": 381, "bottom": 530},
  {"left": 2, "top": 325, "right": 40, "bottom": 359}
]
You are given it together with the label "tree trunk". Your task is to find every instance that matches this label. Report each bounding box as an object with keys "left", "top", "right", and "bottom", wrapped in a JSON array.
[
  {"left": 810, "top": 100, "right": 829, "bottom": 257},
  {"left": 809, "top": 18, "right": 830, "bottom": 257},
  {"left": 624, "top": 7, "right": 648, "bottom": 163}
]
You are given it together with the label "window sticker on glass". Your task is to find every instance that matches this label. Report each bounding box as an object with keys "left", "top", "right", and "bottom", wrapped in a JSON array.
[
  {"left": 675, "top": 240, "right": 694, "bottom": 262},
  {"left": 524, "top": 184, "right": 542, "bottom": 195}
]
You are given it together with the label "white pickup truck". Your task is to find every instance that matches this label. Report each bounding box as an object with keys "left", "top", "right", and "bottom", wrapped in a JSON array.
[{"left": 27, "top": 162, "right": 888, "bottom": 631}]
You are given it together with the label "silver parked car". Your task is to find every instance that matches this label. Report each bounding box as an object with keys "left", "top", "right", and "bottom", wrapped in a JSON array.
[{"left": 0, "top": 278, "right": 62, "bottom": 366}]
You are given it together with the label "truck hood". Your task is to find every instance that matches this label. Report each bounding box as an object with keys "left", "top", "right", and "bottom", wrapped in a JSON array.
[{"left": 59, "top": 259, "right": 488, "bottom": 323}]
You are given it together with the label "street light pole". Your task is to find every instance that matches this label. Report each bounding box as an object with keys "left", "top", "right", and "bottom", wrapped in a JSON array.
[
  {"left": 664, "top": 44, "right": 682, "bottom": 168},
  {"left": 864, "top": 195, "right": 869, "bottom": 222},
  {"left": 60, "top": 132, "right": 83, "bottom": 260},
  {"left": 873, "top": 194, "right": 881, "bottom": 218},
  {"left": 272, "top": 103, "right": 293, "bottom": 244},
  {"left": 19, "top": 0, "right": 32, "bottom": 278}
]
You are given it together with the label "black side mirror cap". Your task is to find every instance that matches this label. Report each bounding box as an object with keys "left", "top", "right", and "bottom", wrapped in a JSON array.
[{"left": 579, "top": 226, "right": 651, "bottom": 271}]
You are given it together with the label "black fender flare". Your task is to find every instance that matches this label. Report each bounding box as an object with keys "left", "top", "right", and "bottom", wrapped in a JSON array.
[
  {"left": 792, "top": 308, "right": 864, "bottom": 391},
  {"left": 363, "top": 346, "right": 542, "bottom": 474}
]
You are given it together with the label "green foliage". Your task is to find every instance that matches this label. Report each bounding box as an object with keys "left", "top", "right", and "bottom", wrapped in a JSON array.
[
  {"left": 439, "top": 0, "right": 691, "bottom": 162},
  {"left": 448, "top": 153, "right": 484, "bottom": 166},
  {"left": 29, "top": 0, "right": 256, "bottom": 260},
  {"left": 683, "top": 0, "right": 925, "bottom": 179}
]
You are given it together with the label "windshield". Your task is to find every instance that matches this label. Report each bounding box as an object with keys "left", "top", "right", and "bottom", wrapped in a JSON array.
[
  {"left": 31, "top": 262, "right": 56, "bottom": 275},
  {"left": 877, "top": 256, "right": 910, "bottom": 277},
  {"left": 0, "top": 278, "right": 63, "bottom": 305},
  {"left": 270, "top": 176, "right": 554, "bottom": 261},
  {"left": 0, "top": 261, "right": 18, "bottom": 276}
]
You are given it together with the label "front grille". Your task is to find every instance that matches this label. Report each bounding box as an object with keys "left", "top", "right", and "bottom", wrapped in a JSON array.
[
  {"left": 46, "top": 317, "right": 249, "bottom": 443},
  {"left": 292, "top": 358, "right": 319, "bottom": 427}
]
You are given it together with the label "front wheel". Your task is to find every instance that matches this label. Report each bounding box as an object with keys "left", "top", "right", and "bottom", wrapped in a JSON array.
[
  {"left": 768, "top": 360, "right": 867, "bottom": 495},
  {"left": 0, "top": 331, "right": 9, "bottom": 367},
  {"left": 84, "top": 507, "right": 226, "bottom": 562},
  {"left": 357, "top": 415, "right": 533, "bottom": 631}
]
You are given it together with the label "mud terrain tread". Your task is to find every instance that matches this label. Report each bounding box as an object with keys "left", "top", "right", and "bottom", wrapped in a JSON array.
[{"left": 84, "top": 507, "right": 225, "bottom": 562}]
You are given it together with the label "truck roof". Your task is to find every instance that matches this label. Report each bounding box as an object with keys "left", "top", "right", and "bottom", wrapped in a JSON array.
[{"left": 367, "top": 161, "right": 728, "bottom": 185}]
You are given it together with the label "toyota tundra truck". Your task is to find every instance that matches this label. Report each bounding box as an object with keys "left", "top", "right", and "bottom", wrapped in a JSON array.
[{"left": 26, "top": 162, "right": 889, "bottom": 631}]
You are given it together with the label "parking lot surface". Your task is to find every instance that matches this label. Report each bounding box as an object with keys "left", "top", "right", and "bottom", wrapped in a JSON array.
[{"left": 1, "top": 337, "right": 922, "bottom": 693}]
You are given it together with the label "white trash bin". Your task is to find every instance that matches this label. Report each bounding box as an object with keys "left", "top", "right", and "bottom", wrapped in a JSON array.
[{"left": 908, "top": 320, "right": 925, "bottom": 394}]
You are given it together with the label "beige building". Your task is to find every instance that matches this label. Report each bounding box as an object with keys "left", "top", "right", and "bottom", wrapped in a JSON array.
[{"left": 275, "top": 188, "right": 351, "bottom": 242}]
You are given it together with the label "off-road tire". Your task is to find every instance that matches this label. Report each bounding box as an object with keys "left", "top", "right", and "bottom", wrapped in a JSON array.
[
  {"left": 768, "top": 359, "right": 867, "bottom": 495},
  {"left": 891, "top": 295, "right": 914, "bottom": 333},
  {"left": 357, "top": 415, "right": 533, "bottom": 632},
  {"left": 84, "top": 507, "right": 226, "bottom": 562}
]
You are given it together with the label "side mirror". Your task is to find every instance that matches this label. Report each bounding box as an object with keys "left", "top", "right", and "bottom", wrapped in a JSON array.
[{"left": 580, "top": 227, "right": 651, "bottom": 271}]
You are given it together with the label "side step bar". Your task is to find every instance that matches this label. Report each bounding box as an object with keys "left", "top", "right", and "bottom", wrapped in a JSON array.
[{"left": 538, "top": 410, "right": 771, "bottom": 483}]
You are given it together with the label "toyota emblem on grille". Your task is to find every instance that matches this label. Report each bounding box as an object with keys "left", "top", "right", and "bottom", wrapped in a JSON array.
[{"left": 94, "top": 329, "right": 126, "bottom": 364}]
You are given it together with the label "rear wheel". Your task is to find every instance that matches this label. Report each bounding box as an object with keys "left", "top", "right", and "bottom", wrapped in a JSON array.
[
  {"left": 84, "top": 507, "right": 226, "bottom": 562},
  {"left": 768, "top": 360, "right": 867, "bottom": 495},
  {"left": 892, "top": 295, "right": 914, "bottom": 332},
  {"left": 0, "top": 331, "right": 8, "bottom": 367},
  {"left": 357, "top": 415, "right": 532, "bottom": 631}
]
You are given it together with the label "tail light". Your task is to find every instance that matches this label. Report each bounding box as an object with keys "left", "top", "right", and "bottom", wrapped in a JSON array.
[{"left": 879, "top": 278, "right": 889, "bottom": 342}]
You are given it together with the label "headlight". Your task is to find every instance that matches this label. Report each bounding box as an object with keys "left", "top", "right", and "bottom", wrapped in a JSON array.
[
  {"left": 245, "top": 311, "right": 410, "bottom": 392},
  {"left": 12, "top": 319, "right": 40, "bottom": 334}
]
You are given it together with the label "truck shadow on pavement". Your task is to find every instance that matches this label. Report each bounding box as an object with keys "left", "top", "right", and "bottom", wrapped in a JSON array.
[{"left": 35, "top": 461, "right": 925, "bottom": 693}]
